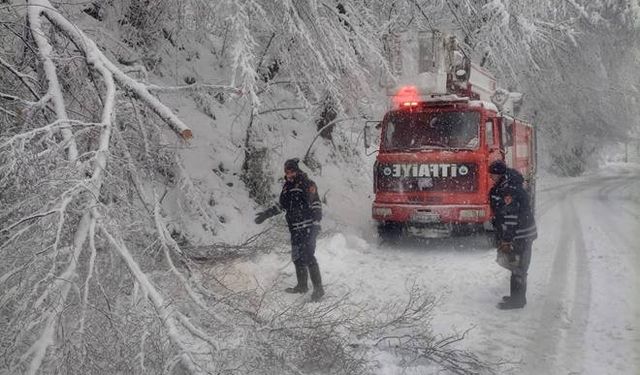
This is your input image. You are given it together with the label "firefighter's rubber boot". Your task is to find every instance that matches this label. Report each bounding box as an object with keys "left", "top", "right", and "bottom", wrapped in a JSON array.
[
  {"left": 502, "top": 274, "right": 518, "bottom": 302},
  {"left": 308, "top": 263, "right": 324, "bottom": 302},
  {"left": 285, "top": 264, "right": 308, "bottom": 294},
  {"left": 498, "top": 275, "right": 526, "bottom": 310}
]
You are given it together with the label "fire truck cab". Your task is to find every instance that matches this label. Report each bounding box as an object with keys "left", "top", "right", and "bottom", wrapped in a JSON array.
[{"left": 370, "top": 32, "right": 536, "bottom": 239}]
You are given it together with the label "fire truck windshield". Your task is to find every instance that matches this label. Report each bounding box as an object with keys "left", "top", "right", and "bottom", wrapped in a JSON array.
[{"left": 382, "top": 111, "right": 480, "bottom": 151}]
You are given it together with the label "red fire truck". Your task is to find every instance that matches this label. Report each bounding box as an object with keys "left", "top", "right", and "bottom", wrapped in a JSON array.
[{"left": 369, "top": 33, "right": 536, "bottom": 239}]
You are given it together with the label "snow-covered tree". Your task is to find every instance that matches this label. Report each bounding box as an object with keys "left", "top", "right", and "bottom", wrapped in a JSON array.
[
  {"left": 1, "top": 0, "right": 638, "bottom": 373},
  {"left": 0, "top": 1, "right": 495, "bottom": 373},
  {"left": 441, "top": 0, "right": 640, "bottom": 174}
]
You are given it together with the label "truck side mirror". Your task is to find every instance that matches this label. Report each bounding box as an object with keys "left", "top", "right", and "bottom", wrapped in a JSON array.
[{"left": 364, "top": 121, "right": 380, "bottom": 149}]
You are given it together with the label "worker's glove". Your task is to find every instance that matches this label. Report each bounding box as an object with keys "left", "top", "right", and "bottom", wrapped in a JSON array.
[
  {"left": 254, "top": 205, "right": 280, "bottom": 224},
  {"left": 254, "top": 211, "right": 270, "bottom": 224},
  {"left": 497, "top": 241, "right": 513, "bottom": 254}
]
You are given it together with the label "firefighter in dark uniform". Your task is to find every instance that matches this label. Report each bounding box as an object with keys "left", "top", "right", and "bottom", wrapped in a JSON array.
[
  {"left": 489, "top": 160, "right": 537, "bottom": 309},
  {"left": 254, "top": 158, "right": 325, "bottom": 301}
]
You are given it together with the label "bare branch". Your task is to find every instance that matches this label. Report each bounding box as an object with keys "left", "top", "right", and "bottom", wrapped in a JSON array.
[
  {"left": 303, "top": 116, "right": 360, "bottom": 163},
  {"left": 0, "top": 91, "right": 34, "bottom": 104},
  {"left": 0, "top": 55, "right": 41, "bottom": 100}
]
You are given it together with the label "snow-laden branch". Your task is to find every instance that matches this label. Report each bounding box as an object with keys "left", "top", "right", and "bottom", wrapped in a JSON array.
[
  {"left": 145, "top": 82, "right": 241, "bottom": 94},
  {"left": 303, "top": 116, "right": 360, "bottom": 163},
  {"left": 27, "top": 0, "right": 78, "bottom": 161},
  {"left": 15, "top": 4, "right": 120, "bottom": 370},
  {"left": 18, "top": 212, "right": 92, "bottom": 375},
  {"left": 227, "top": 2, "right": 261, "bottom": 105},
  {"left": 0, "top": 91, "right": 34, "bottom": 104},
  {"left": 78, "top": 217, "right": 97, "bottom": 335},
  {"left": 0, "top": 106, "right": 18, "bottom": 117},
  {"left": 1, "top": 209, "right": 58, "bottom": 233},
  {"left": 0, "top": 119, "right": 103, "bottom": 149},
  {"left": 154, "top": 196, "right": 209, "bottom": 310},
  {"left": 564, "top": 0, "right": 595, "bottom": 25},
  {"left": 28, "top": 0, "right": 194, "bottom": 140},
  {"left": 84, "top": 28, "right": 116, "bottom": 185},
  {"left": 102, "top": 57, "right": 193, "bottom": 139},
  {"left": 99, "top": 225, "right": 208, "bottom": 375},
  {"left": 112, "top": 121, "right": 219, "bottom": 318},
  {"left": 0, "top": 56, "right": 38, "bottom": 83},
  {"left": 96, "top": 125, "right": 222, "bottom": 371}
]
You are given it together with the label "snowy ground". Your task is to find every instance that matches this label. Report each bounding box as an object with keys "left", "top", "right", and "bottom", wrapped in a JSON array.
[{"left": 230, "top": 163, "right": 640, "bottom": 374}]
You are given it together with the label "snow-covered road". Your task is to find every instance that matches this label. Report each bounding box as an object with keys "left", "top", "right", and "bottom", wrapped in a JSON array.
[
  {"left": 322, "top": 165, "right": 640, "bottom": 374},
  {"left": 510, "top": 167, "right": 639, "bottom": 374},
  {"left": 243, "top": 165, "right": 639, "bottom": 374}
]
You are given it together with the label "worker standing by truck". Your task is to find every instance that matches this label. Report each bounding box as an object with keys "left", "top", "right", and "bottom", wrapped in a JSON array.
[{"left": 489, "top": 160, "right": 537, "bottom": 310}]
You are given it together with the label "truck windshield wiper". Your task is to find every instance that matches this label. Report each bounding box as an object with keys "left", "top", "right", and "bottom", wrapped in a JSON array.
[
  {"left": 384, "top": 143, "right": 448, "bottom": 151},
  {"left": 413, "top": 142, "right": 449, "bottom": 149}
]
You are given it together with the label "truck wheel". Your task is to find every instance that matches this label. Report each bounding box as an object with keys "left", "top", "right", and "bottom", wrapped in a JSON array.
[{"left": 378, "top": 222, "right": 403, "bottom": 243}]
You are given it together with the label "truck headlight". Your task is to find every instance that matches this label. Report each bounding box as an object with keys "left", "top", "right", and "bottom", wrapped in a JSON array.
[
  {"left": 373, "top": 207, "right": 392, "bottom": 217},
  {"left": 459, "top": 209, "right": 485, "bottom": 219}
]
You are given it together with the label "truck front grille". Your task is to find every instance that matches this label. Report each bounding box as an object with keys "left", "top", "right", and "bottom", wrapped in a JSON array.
[{"left": 376, "top": 163, "right": 478, "bottom": 193}]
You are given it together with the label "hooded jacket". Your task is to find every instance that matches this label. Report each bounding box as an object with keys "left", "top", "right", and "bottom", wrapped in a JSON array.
[
  {"left": 278, "top": 172, "right": 322, "bottom": 232},
  {"left": 489, "top": 168, "right": 537, "bottom": 242}
]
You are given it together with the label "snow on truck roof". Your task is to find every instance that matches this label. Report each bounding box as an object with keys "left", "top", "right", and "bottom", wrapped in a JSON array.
[
  {"left": 420, "top": 94, "right": 467, "bottom": 102},
  {"left": 468, "top": 100, "right": 498, "bottom": 112},
  {"left": 391, "top": 86, "right": 500, "bottom": 111},
  {"left": 392, "top": 97, "right": 499, "bottom": 112}
]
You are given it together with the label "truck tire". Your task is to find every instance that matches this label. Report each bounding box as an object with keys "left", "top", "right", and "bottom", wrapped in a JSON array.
[{"left": 378, "top": 222, "right": 403, "bottom": 243}]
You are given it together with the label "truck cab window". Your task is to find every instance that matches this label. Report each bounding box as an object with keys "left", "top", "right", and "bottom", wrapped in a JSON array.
[
  {"left": 485, "top": 120, "right": 494, "bottom": 147},
  {"left": 502, "top": 118, "right": 514, "bottom": 148},
  {"left": 385, "top": 121, "right": 396, "bottom": 147},
  {"left": 382, "top": 111, "right": 480, "bottom": 150}
]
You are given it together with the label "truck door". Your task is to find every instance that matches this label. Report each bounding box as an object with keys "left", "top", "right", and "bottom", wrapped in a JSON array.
[
  {"left": 485, "top": 117, "right": 501, "bottom": 163},
  {"left": 499, "top": 117, "right": 515, "bottom": 168}
]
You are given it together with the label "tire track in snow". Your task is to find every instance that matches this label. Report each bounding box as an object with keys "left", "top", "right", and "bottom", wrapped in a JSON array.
[
  {"left": 586, "top": 175, "right": 640, "bottom": 373},
  {"left": 560, "top": 199, "right": 592, "bottom": 373},
  {"left": 523, "top": 188, "right": 591, "bottom": 374},
  {"left": 536, "top": 180, "right": 588, "bottom": 218},
  {"left": 535, "top": 175, "right": 631, "bottom": 219},
  {"left": 595, "top": 176, "right": 640, "bottom": 240},
  {"left": 527, "top": 172, "right": 638, "bottom": 374}
]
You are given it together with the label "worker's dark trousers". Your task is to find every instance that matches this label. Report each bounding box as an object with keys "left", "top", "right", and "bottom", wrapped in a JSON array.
[
  {"left": 510, "top": 239, "right": 533, "bottom": 303},
  {"left": 290, "top": 227, "right": 323, "bottom": 296},
  {"left": 290, "top": 228, "right": 318, "bottom": 267}
]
